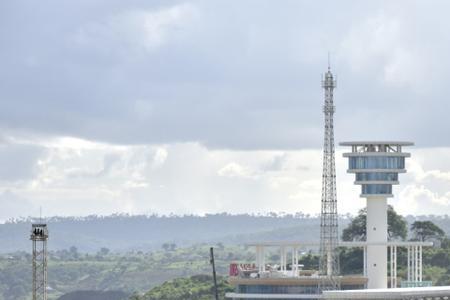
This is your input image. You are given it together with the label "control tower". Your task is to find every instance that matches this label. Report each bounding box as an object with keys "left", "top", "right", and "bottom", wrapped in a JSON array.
[{"left": 340, "top": 141, "right": 413, "bottom": 289}]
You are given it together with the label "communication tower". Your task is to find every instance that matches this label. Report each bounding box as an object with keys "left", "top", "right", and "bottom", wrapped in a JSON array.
[
  {"left": 31, "top": 223, "right": 48, "bottom": 300},
  {"left": 319, "top": 65, "right": 340, "bottom": 290}
]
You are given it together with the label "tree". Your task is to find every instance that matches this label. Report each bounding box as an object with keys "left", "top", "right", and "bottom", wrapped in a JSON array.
[
  {"left": 342, "top": 210, "right": 366, "bottom": 241},
  {"left": 69, "top": 246, "right": 79, "bottom": 260},
  {"left": 216, "top": 242, "right": 225, "bottom": 251},
  {"left": 411, "top": 221, "right": 445, "bottom": 242},
  {"left": 99, "top": 247, "right": 110, "bottom": 256},
  {"left": 298, "top": 253, "right": 319, "bottom": 270},
  {"left": 339, "top": 248, "right": 363, "bottom": 275},
  {"left": 342, "top": 205, "right": 407, "bottom": 241},
  {"left": 162, "top": 243, "right": 170, "bottom": 251}
]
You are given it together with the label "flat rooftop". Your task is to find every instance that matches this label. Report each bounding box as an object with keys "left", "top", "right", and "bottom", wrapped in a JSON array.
[
  {"left": 324, "top": 286, "right": 450, "bottom": 299},
  {"left": 339, "top": 141, "right": 414, "bottom": 146},
  {"left": 226, "top": 287, "right": 450, "bottom": 299},
  {"left": 245, "top": 241, "right": 433, "bottom": 247}
]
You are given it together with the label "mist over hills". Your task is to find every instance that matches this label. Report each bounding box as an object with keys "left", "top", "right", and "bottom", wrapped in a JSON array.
[
  {"left": 0, "top": 213, "right": 325, "bottom": 253},
  {"left": 1, "top": 213, "right": 450, "bottom": 253}
]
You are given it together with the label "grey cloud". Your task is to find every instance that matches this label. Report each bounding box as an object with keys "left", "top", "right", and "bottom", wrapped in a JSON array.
[{"left": 0, "top": 1, "right": 449, "bottom": 149}]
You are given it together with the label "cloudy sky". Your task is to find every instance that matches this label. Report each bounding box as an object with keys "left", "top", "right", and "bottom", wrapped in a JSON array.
[{"left": 0, "top": 0, "right": 449, "bottom": 220}]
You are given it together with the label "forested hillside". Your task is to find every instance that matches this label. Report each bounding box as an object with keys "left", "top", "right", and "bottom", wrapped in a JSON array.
[{"left": 0, "top": 244, "right": 250, "bottom": 300}]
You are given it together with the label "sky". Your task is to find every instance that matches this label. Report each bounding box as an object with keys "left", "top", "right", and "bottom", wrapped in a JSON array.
[{"left": 0, "top": 0, "right": 449, "bottom": 220}]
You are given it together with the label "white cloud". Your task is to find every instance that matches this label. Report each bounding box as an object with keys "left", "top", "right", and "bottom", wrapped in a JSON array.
[
  {"left": 408, "top": 158, "right": 450, "bottom": 183},
  {"left": 288, "top": 180, "right": 321, "bottom": 201},
  {"left": 152, "top": 147, "right": 168, "bottom": 168},
  {"left": 388, "top": 148, "right": 450, "bottom": 215},
  {"left": 217, "top": 162, "right": 258, "bottom": 179},
  {"left": 397, "top": 185, "right": 450, "bottom": 214},
  {"left": 0, "top": 137, "right": 449, "bottom": 219}
]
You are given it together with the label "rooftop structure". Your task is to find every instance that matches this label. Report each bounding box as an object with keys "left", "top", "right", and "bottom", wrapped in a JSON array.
[
  {"left": 340, "top": 141, "right": 413, "bottom": 289},
  {"left": 226, "top": 240, "right": 432, "bottom": 299}
]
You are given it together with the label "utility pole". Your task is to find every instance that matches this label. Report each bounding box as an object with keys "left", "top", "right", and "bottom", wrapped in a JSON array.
[{"left": 210, "top": 247, "right": 219, "bottom": 300}]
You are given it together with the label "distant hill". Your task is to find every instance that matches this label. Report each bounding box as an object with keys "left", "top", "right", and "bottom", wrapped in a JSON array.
[
  {"left": 58, "top": 291, "right": 128, "bottom": 300},
  {"left": 1, "top": 213, "right": 449, "bottom": 253},
  {"left": 0, "top": 213, "right": 328, "bottom": 253}
]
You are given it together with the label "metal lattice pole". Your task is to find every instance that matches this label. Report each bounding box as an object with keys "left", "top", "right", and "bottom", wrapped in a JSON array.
[
  {"left": 319, "top": 65, "right": 340, "bottom": 291},
  {"left": 31, "top": 224, "right": 48, "bottom": 300}
]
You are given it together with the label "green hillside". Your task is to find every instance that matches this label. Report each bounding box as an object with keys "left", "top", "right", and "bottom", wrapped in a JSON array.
[
  {"left": 57, "top": 291, "right": 128, "bottom": 300},
  {"left": 129, "top": 275, "right": 233, "bottom": 300},
  {"left": 0, "top": 244, "right": 250, "bottom": 300}
]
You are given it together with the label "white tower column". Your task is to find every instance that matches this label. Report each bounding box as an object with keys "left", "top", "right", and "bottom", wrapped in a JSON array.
[
  {"left": 341, "top": 141, "right": 412, "bottom": 290},
  {"left": 366, "top": 196, "right": 388, "bottom": 289}
]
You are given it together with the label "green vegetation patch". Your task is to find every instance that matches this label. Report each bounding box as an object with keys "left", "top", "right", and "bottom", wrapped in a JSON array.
[{"left": 129, "top": 275, "right": 233, "bottom": 300}]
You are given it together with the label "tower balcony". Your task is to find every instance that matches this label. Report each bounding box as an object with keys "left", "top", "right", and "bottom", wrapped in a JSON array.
[{"left": 340, "top": 142, "right": 413, "bottom": 198}]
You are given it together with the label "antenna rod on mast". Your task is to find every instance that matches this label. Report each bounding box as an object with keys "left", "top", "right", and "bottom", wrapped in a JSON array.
[{"left": 328, "top": 52, "right": 331, "bottom": 71}]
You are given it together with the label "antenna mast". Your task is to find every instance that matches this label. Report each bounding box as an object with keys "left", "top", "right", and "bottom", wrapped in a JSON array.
[{"left": 319, "top": 64, "right": 340, "bottom": 291}]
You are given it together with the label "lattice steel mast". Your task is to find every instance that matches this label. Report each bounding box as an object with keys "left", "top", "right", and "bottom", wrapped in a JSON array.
[
  {"left": 319, "top": 63, "right": 340, "bottom": 290},
  {"left": 31, "top": 223, "right": 48, "bottom": 300}
]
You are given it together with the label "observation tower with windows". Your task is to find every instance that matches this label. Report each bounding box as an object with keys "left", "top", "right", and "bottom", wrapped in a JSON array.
[{"left": 340, "top": 141, "right": 413, "bottom": 289}]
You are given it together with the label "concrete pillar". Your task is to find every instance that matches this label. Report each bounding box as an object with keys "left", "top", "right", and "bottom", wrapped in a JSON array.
[
  {"left": 262, "top": 247, "right": 265, "bottom": 272},
  {"left": 366, "top": 196, "right": 388, "bottom": 289},
  {"left": 393, "top": 246, "right": 397, "bottom": 288},
  {"left": 415, "top": 246, "right": 419, "bottom": 282},
  {"left": 407, "top": 246, "right": 411, "bottom": 281},
  {"left": 390, "top": 246, "right": 393, "bottom": 288},
  {"left": 389, "top": 245, "right": 398, "bottom": 288},
  {"left": 363, "top": 246, "right": 367, "bottom": 277},
  {"left": 256, "top": 246, "right": 261, "bottom": 272},
  {"left": 419, "top": 245, "right": 423, "bottom": 282}
]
